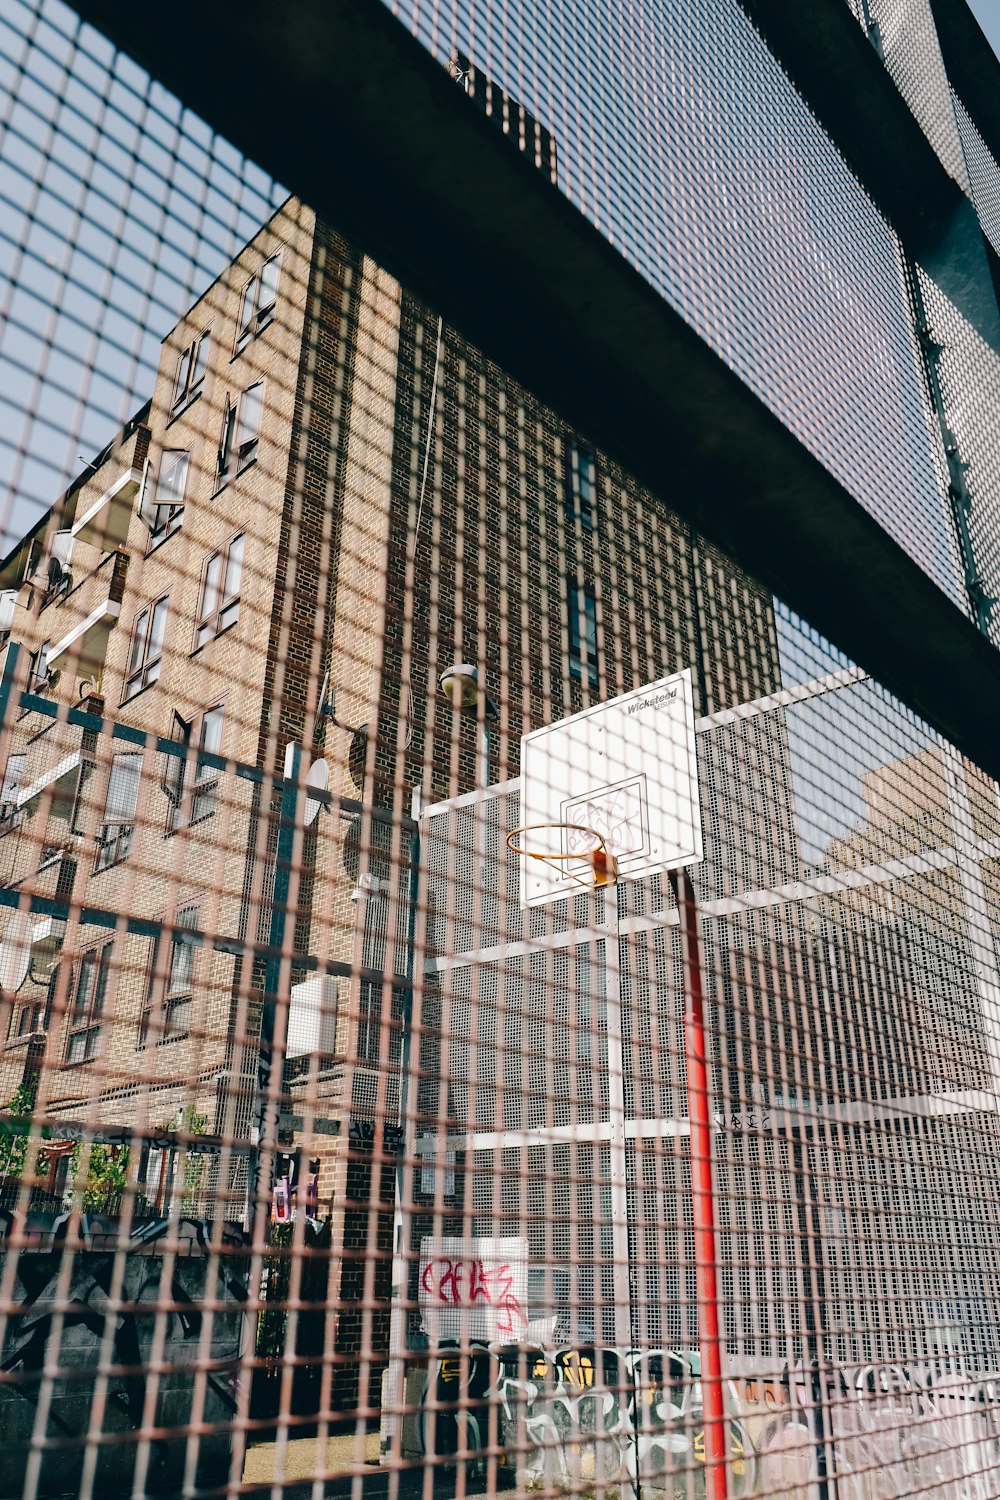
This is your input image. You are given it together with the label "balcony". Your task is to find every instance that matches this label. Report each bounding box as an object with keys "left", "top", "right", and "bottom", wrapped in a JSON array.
[
  {"left": 29, "top": 914, "right": 66, "bottom": 980},
  {"left": 45, "top": 548, "right": 129, "bottom": 681},
  {"left": 71, "top": 466, "right": 144, "bottom": 550},
  {"left": 16, "top": 748, "right": 87, "bottom": 817}
]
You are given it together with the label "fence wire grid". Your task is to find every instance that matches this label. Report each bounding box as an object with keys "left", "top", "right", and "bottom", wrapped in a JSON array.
[{"left": 3, "top": 1, "right": 1000, "bottom": 1499}]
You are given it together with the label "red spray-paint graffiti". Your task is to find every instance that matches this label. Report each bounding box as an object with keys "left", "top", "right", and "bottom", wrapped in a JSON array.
[{"left": 421, "top": 1257, "right": 528, "bottom": 1340}]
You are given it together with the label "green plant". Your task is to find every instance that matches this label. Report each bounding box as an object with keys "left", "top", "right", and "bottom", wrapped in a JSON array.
[
  {"left": 174, "top": 1103, "right": 209, "bottom": 1213},
  {"left": 70, "top": 1140, "right": 130, "bottom": 1211},
  {"left": 0, "top": 1076, "right": 40, "bottom": 1183}
]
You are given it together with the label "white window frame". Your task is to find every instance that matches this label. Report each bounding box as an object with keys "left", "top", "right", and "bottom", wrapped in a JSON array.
[
  {"left": 140, "top": 451, "right": 189, "bottom": 541},
  {"left": 216, "top": 381, "right": 263, "bottom": 485},
  {"left": 95, "top": 750, "right": 142, "bottom": 871},
  {"left": 122, "top": 595, "right": 169, "bottom": 701},
  {"left": 194, "top": 535, "right": 244, "bottom": 649},
  {"left": 170, "top": 330, "right": 210, "bottom": 413},
  {"left": 235, "top": 253, "right": 280, "bottom": 349}
]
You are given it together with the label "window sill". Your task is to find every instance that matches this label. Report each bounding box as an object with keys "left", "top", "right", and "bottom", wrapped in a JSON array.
[
  {"left": 165, "top": 387, "right": 203, "bottom": 427},
  {"left": 121, "top": 676, "right": 160, "bottom": 708},
  {"left": 211, "top": 452, "right": 257, "bottom": 498},
  {"left": 2, "top": 1030, "right": 45, "bottom": 1054},
  {"left": 146, "top": 518, "right": 183, "bottom": 556},
  {"left": 139, "top": 1029, "right": 189, "bottom": 1048},
  {"left": 190, "top": 617, "right": 239, "bottom": 657}
]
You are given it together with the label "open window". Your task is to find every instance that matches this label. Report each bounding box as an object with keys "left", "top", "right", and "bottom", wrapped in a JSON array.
[
  {"left": 216, "top": 384, "right": 263, "bottom": 486},
  {"left": 235, "top": 253, "right": 280, "bottom": 349},
  {"left": 139, "top": 451, "right": 188, "bottom": 541},
  {"left": 162, "top": 705, "right": 224, "bottom": 831},
  {"left": 26, "top": 642, "right": 51, "bottom": 695},
  {"left": 215, "top": 381, "right": 262, "bottom": 486},
  {"left": 95, "top": 750, "right": 142, "bottom": 871},
  {"left": 161, "top": 710, "right": 191, "bottom": 834},
  {"left": 191, "top": 706, "right": 224, "bottom": 823},
  {"left": 170, "top": 331, "right": 210, "bottom": 413}
]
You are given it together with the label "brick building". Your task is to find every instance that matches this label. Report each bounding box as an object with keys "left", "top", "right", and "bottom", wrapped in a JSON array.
[
  {"left": 0, "top": 185, "right": 781, "bottom": 1258},
  {"left": 6, "top": 158, "right": 1000, "bottom": 1407}
]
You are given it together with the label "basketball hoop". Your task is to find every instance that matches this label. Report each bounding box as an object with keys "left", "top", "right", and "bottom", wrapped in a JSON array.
[{"left": 506, "top": 823, "right": 619, "bottom": 889}]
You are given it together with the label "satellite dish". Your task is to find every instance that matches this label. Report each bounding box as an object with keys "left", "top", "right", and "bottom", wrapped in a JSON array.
[
  {"left": 303, "top": 758, "right": 329, "bottom": 828},
  {"left": 0, "top": 911, "right": 33, "bottom": 993}
]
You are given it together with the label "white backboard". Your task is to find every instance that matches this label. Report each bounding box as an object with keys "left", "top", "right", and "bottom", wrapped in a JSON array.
[{"left": 517, "top": 668, "right": 703, "bottom": 906}]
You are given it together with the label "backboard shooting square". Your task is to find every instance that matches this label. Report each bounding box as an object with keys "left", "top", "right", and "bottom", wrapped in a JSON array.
[{"left": 517, "top": 668, "right": 704, "bottom": 906}]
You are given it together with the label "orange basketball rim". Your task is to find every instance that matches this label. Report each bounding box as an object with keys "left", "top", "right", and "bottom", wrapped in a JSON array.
[{"left": 505, "top": 822, "right": 619, "bottom": 889}]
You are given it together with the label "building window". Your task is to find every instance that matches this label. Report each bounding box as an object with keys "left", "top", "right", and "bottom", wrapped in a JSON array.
[
  {"left": 123, "top": 596, "right": 168, "bottom": 700},
  {"left": 195, "top": 534, "right": 244, "bottom": 648},
  {"left": 216, "top": 381, "right": 263, "bottom": 485},
  {"left": 235, "top": 254, "right": 280, "bottom": 349},
  {"left": 139, "top": 906, "right": 199, "bottom": 1045},
  {"left": 95, "top": 751, "right": 142, "bottom": 871},
  {"left": 191, "top": 706, "right": 224, "bottom": 823},
  {"left": 26, "top": 642, "right": 50, "bottom": 693},
  {"left": 357, "top": 978, "right": 405, "bottom": 1065},
  {"left": 162, "top": 711, "right": 190, "bottom": 833},
  {"left": 66, "top": 943, "right": 112, "bottom": 1062},
  {"left": 566, "top": 443, "right": 597, "bottom": 530},
  {"left": 11, "top": 992, "right": 46, "bottom": 1039},
  {"left": 0, "top": 752, "right": 25, "bottom": 833},
  {"left": 140, "top": 451, "right": 188, "bottom": 541},
  {"left": 170, "top": 331, "right": 210, "bottom": 413},
  {"left": 162, "top": 706, "right": 224, "bottom": 830},
  {"left": 568, "top": 584, "right": 599, "bottom": 689}
]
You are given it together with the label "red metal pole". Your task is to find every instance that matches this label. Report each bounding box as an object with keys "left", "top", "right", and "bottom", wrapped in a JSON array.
[{"left": 671, "top": 867, "right": 728, "bottom": 1500}]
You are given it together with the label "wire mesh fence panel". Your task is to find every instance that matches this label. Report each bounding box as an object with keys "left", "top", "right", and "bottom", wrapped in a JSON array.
[{"left": 3, "top": 2, "right": 1000, "bottom": 1499}]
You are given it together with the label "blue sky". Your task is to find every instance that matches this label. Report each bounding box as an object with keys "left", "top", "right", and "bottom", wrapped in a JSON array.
[
  {"left": 967, "top": 0, "right": 1000, "bottom": 58},
  {"left": 0, "top": 0, "right": 285, "bottom": 553}
]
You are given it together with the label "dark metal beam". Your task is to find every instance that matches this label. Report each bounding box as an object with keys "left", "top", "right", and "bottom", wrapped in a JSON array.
[
  {"left": 929, "top": 0, "right": 1000, "bottom": 170},
  {"left": 69, "top": 0, "right": 1000, "bottom": 781}
]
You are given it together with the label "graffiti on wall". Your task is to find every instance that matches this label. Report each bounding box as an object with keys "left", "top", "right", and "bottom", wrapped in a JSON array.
[
  {"left": 0, "top": 1219, "right": 246, "bottom": 1499},
  {"left": 419, "top": 1236, "right": 529, "bottom": 1344},
  {"left": 416, "top": 1346, "right": 1000, "bottom": 1496}
]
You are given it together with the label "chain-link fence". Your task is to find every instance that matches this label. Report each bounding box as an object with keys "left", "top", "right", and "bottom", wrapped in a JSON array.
[{"left": 3, "top": 1, "right": 1000, "bottom": 1497}]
